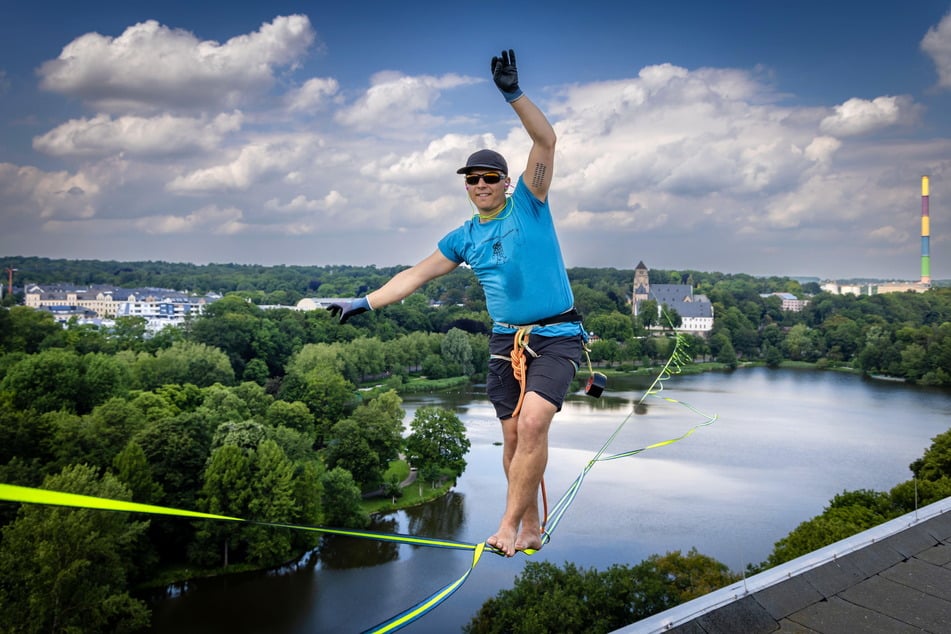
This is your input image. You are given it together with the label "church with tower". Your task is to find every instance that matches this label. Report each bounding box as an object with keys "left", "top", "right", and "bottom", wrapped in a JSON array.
[{"left": 632, "top": 261, "right": 714, "bottom": 335}]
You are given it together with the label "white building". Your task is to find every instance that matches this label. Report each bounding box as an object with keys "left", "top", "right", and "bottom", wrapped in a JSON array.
[
  {"left": 25, "top": 284, "right": 214, "bottom": 331},
  {"left": 760, "top": 292, "right": 809, "bottom": 312},
  {"left": 631, "top": 261, "right": 714, "bottom": 335}
]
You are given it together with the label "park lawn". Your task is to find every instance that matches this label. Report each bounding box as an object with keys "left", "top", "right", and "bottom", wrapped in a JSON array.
[{"left": 360, "top": 459, "right": 454, "bottom": 514}]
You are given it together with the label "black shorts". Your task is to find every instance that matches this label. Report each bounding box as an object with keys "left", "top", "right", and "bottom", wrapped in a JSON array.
[{"left": 486, "top": 332, "right": 583, "bottom": 420}]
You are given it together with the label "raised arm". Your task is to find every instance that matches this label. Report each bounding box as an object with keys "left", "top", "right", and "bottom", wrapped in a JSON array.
[{"left": 491, "top": 49, "right": 556, "bottom": 201}]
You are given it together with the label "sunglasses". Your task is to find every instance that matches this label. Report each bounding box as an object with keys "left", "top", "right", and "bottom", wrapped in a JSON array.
[{"left": 465, "top": 172, "right": 504, "bottom": 186}]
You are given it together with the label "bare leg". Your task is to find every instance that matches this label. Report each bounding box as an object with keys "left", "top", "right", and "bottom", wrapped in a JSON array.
[{"left": 487, "top": 392, "right": 556, "bottom": 557}]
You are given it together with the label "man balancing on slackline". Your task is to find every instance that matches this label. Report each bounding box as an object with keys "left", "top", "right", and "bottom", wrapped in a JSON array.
[{"left": 329, "top": 49, "right": 585, "bottom": 557}]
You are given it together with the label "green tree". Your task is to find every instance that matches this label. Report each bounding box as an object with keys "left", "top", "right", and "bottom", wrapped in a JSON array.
[
  {"left": 242, "top": 357, "right": 270, "bottom": 385},
  {"left": 111, "top": 316, "right": 149, "bottom": 352},
  {"left": 265, "top": 399, "right": 315, "bottom": 438},
  {"left": 783, "top": 323, "right": 821, "bottom": 362},
  {"left": 589, "top": 339, "right": 621, "bottom": 367},
  {"left": 232, "top": 380, "right": 273, "bottom": 418},
  {"left": 766, "top": 504, "right": 884, "bottom": 567},
  {"left": 637, "top": 299, "right": 659, "bottom": 330},
  {"left": 212, "top": 420, "right": 270, "bottom": 451},
  {"left": 192, "top": 444, "right": 252, "bottom": 567},
  {"left": 342, "top": 336, "right": 387, "bottom": 383},
  {"left": 135, "top": 410, "right": 214, "bottom": 511},
  {"left": 134, "top": 340, "right": 235, "bottom": 389},
  {"left": 764, "top": 343, "right": 784, "bottom": 368},
  {"left": 320, "top": 466, "right": 369, "bottom": 528},
  {"left": 324, "top": 419, "right": 382, "bottom": 491},
  {"left": 910, "top": 428, "right": 951, "bottom": 481},
  {"left": 348, "top": 390, "right": 405, "bottom": 466},
  {"left": 0, "top": 348, "right": 85, "bottom": 413},
  {"left": 716, "top": 338, "right": 738, "bottom": 368},
  {"left": 278, "top": 364, "right": 355, "bottom": 446},
  {"left": 6, "top": 305, "right": 62, "bottom": 353},
  {"left": 585, "top": 312, "right": 634, "bottom": 342},
  {"left": 81, "top": 352, "right": 131, "bottom": 412},
  {"left": 187, "top": 294, "right": 261, "bottom": 377},
  {"left": 112, "top": 440, "right": 164, "bottom": 504},
  {"left": 245, "top": 439, "right": 297, "bottom": 565},
  {"left": 465, "top": 550, "right": 738, "bottom": 633},
  {"left": 441, "top": 327, "right": 475, "bottom": 376},
  {"left": 0, "top": 465, "right": 150, "bottom": 633},
  {"left": 0, "top": 394, "right": 56, "bottom": 474},
  {"left": 405, "top": 406, "right": 471, "bottom": 480},
  {"left": 900, "top": 343, "right": 928, "bottom": 382}
]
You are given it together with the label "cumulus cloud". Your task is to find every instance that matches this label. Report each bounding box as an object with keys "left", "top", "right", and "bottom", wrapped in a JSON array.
[
  {"left": 265, "top": 190, "right": 347, "bottom": 213},
  {"left": 0, "top": 162, "right": 100, "bottom": 221},
  {"left": 37, "top": 15, "right": 315, "bottom": 112},
  {"left": 40, "top": 203, "right": 249, "bottom": 237},
  {"left": 135, "top": 204, "right": 247, "bottom": 235},
  {"left": 868, "top": 225, "right": 910, "bottom": 245},
  {"left": 3, "top": 12, "right": 947, "bottom": 276},
  {"left": 33, "top": 111, "right": 244, "bottom": 157},
  {"left": 335, "top": 71, "right": 478, "bottom": 132},
  {"left": 286, "top": 77, "right": 340, "bottom": 112},
  {"left": 166, "top": 137, "right": 310, "bottom": 192},
  {"left": 922, "top": 10, "right": 951, "bottom": 89},
  {"left": 548, "top": 63, "right": 823, "bottom": 224},
  {"left": 819, "top": 96, "right": 910, "bottom": 136}
]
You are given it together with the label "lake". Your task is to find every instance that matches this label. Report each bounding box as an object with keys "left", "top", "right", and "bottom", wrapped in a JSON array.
[{"left": 150, "top": 367, "right": 951, "bottom": 633}]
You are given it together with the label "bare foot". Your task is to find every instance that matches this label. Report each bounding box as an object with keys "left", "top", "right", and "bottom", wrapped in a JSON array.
[
  {"left": 515, "top": 527, "right": 543, "bottom": 553},
  {"left": 487, "top": 524, "right": 518, "bottom": 557}
]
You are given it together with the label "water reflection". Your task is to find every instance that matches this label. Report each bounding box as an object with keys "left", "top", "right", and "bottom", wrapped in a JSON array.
[
  {"left": 318, "top": 518, "right": 400, "bottom": 569},
  {"left": 151, "top": 369, "right": 951, "bottom": 634},
  {"left": 403, "top": 491, "right": 466, "bottom": 542}
]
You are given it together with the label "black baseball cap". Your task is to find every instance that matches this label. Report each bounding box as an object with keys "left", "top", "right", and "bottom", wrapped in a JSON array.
[{"left": 456, "top": 149, "right": 508, "bottom": 174}]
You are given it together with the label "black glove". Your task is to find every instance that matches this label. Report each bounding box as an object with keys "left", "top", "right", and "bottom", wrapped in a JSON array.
[
  {"left": 491, "top": 49, "right": 523, "bottom": 103},
  {"left": 327, "top": 297, "right": 371, "bottom": 324}
]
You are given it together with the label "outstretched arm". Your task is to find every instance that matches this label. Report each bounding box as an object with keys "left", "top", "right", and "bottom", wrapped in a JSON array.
[
  {"left": 328, "top": 250, "right": 457, "bottom": 323},
  {"left": 491, "top": 49, "right": 556, "bottom": 201},
  {"left": 367, "top": 249, "right": 458, "bottom": 309}
]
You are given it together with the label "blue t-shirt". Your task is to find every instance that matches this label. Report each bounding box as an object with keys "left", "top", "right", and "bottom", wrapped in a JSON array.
[{"left": 438, "top": 177, "right": 581, "bottom": 336}]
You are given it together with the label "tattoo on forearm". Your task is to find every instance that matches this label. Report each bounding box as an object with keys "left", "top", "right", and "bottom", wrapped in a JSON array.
[{"left": 531, "top": 162, "right": 548, "bottom": 189}]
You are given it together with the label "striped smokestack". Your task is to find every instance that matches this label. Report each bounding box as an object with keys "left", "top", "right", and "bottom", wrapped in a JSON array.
[{"left": 922, "top": 176, "right": 931, "bottom": 285}]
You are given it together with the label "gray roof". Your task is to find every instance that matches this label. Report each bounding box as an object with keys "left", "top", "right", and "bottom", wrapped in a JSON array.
[
  {"left": 27, "top": 284, "right": 199, "bottom": 302},
  {"left": 639, "top": 284, "right": 713, "bottom": 319},
  {"left": 614, "top": 496, "right": 951, "bottom": 633}
]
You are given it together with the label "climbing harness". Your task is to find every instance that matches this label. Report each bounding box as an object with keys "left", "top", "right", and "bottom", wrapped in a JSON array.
[{"left": 488, "top": 307, "right": 604, "bottom": 532}]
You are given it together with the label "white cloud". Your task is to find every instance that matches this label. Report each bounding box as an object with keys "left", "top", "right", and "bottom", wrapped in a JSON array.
[
  {"left": 40, "top": 203, "right": 249, "bottom": 236},
  {"left": 166, "top": 137, "right": 310, "bottom": 193},
  {"left": 135, "top": 204, "right": 247, "bottom": 235},
  {"left": 266, "top": 190, "right": 347, "bottom": 213},
  {"left": 37, "top": 15, "right": 315, "bottom": 112},
  {"left": 286, "top": 77, "right": 340, "bottom": 112},
  {"left": 0, "top": 162, "right": 100, "bottom": 221},
  {"left": 335, "top": 71, "right": 478, "bottom": 133},
  {"left": 819, "top": 96, "right": 909, "bottom": 136},
  {"left": 922, "top": 10, "right": 951, "bottom": 89},
  {"left": 803, "top": 136, "right": 841, "bottom": 162},
  {"left": 868, "top": 225, "right": 910, "bottom": 245},
  {"left": 33, "top": 111, "right": 244, "bottom": 157},
  {"left": 549, "top": 63, "right": 821, "bottom": 224},
  {"left": 3, "top": 20, "right": 948, "bottom": 278}
]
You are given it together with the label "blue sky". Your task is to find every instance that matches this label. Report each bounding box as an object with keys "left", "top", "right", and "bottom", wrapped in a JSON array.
[{"left": 1, "top": 1, "right": 950, "bottom": 280}]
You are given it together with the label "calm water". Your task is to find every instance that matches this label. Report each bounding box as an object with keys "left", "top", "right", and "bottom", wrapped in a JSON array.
[{"left": 150, "top": 368, "right": 951, "bottom": 633}]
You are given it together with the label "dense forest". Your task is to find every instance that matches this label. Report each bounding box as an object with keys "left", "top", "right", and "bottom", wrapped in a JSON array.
[{"left": 1, "top": 257, "right": 950, "bottom": 632}]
